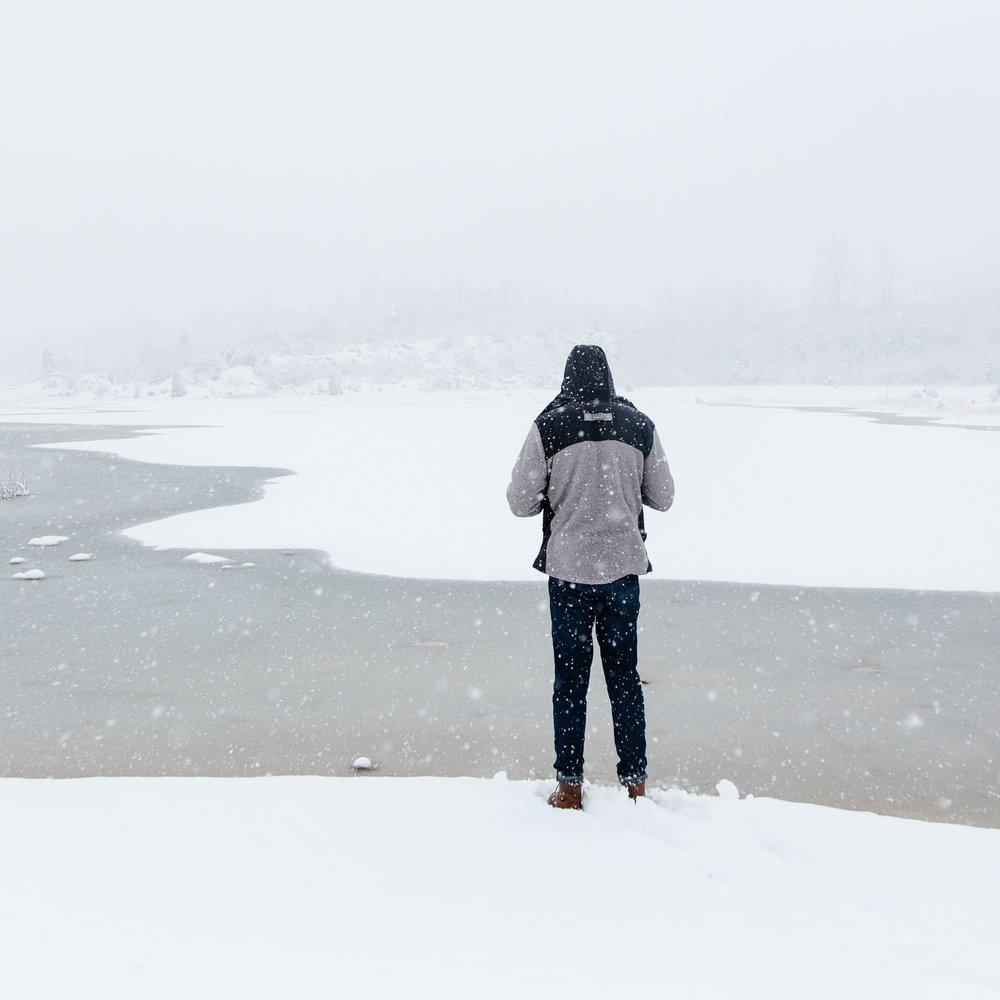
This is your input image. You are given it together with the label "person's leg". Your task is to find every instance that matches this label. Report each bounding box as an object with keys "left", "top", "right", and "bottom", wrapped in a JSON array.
[
  {"left": 548, "top": 577, "right": 596, "bottom": 786},
  {"left": 594, "top": 575, "right": 647, "bottom": 787}
]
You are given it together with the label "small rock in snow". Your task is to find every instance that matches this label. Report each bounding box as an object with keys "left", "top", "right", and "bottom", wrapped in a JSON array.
[
  {"left": 352, "top": 757, "right": 377, "bottom": 771},
  {"left": 9, "top": 557, "right": 27, "bottom": 565},
  {"left": 716, "top": 779, "right": 740, "bottom": 802},
  {"left": 28, "top": 536, "right": 69, "bottom": 546},
  {"left": 183, "top": 552, "right": 232, "bottom": 565},
  {"left": 13, "top": 569, "right": 46, "bottom": 581},
  {"left": 68, "top": 553, "right": 93, "bottom": 562}
]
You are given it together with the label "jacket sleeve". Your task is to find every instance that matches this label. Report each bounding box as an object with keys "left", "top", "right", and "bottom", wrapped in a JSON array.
[
  {"left": 642, "top": 428, "right": 675, "bottom": 511},
  {"left": 506, "top": 424, "right": 548, "bottom": 517}
]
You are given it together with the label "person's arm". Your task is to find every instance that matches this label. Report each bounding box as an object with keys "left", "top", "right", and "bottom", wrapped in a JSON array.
[
  {"left": 642, "top": 428, "right": 674, "bottom": 511},
  {"left": 506, "top": 424, "right": 548, "bottom": 517}
]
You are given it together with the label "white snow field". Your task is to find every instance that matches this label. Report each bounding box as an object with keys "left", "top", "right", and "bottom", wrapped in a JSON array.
[
  {"left": 6, "top": 383, "right": 1000, "bottom": 590},
  {"left": 3, "top": 776, "right": 999, "bottom": 1000},
  {"left": 3, "top": 386, "right": 1000, "bottom": 997}
]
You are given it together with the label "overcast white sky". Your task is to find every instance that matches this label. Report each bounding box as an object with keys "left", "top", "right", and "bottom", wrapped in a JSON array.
[{"left": 1, "top": 1, "right": 998, "bottom": 376}]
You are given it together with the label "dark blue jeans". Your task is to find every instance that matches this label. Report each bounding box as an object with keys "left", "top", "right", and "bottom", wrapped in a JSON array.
[{"left": 549, "top": 575, "right": 647, "bottom": 786}]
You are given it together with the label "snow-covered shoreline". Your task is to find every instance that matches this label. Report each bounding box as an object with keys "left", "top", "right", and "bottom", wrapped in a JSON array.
[
  {"left": 4, "top": 774, "right": 999, "bottom": 1000},
  {"left": 6, "top": 379, "right": 1000, "bottom": 420}
]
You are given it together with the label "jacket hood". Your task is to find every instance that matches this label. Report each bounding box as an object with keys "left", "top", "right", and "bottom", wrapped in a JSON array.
[
  {"left": 538, "top": 345, "right": 636, "bottom": 418},
  {"left": 559, "top": 345, "right": 616, "bottom": 402}
]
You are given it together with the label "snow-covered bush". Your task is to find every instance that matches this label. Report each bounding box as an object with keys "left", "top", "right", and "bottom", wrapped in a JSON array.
[{"left": 1, "top": 472, "right": 30, "bottom": 500}]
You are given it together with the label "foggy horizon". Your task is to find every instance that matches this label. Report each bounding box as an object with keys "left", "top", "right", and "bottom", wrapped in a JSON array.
[{"left": 3, "top": 1, "right": 998, "bottom": 382}]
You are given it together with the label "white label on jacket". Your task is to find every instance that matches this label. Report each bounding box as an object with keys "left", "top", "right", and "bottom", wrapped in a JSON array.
[{"left": 584, "top": 412, "right": 613, "bottom": 421}]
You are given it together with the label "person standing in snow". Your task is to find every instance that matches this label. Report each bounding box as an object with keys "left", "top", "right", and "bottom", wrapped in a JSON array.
[{"left": 506, "top": 345, "right": 674, "bottom": 809}]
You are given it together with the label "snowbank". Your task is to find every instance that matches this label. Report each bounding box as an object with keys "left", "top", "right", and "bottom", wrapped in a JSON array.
[{"left": 3, "top": 776, "right": 997, "bottom": 1000}]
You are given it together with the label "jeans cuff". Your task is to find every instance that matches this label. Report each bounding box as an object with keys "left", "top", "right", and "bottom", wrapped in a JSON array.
[
  {"left": 556, "top": 772, "right": 584, "bottom": 786},
  {"left": 618, "top": 771, "right": 647, "bottom": 787}
]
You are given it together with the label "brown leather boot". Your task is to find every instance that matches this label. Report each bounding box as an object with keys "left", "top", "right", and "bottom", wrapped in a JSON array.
[
  {"left": 547, "top": 782, "right": 583, "bottom": 810},
  {"left": 627, "top": 780, "right": 645, "bottom": 800}
]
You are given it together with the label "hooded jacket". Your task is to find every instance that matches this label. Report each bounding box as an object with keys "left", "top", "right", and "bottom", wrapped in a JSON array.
[{"left": 506, "top": 345, "right": 674, "bottom": 584}]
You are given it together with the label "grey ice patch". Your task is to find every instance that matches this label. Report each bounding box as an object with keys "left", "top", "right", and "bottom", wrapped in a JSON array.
[{"left": 584, "top": 412, "right": 613, "bottom": 422}]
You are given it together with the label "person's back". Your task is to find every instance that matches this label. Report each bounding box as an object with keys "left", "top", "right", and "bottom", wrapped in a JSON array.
[
  {"left": 507, "top": 345, "right": 673, "bottom": 583},
  {"left": 507, "top": 345, "right": 674, "bottom": 809}
]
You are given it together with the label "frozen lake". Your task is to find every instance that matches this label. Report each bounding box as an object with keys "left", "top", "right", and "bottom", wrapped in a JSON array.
[{"left": 4, "top": 418, "right": 999, "bottom": 827}]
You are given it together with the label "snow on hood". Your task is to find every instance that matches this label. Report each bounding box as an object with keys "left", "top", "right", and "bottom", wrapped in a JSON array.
[{"left": 559, "top": 344, "right": 617, "bottom": 402}]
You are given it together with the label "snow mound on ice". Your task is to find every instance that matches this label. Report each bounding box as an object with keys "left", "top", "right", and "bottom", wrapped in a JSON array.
[{"left": 716, "top": 779, "right": 740, "bottom": 801}]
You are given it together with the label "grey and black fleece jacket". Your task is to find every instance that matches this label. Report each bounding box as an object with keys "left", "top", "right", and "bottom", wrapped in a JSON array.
[{"left": 506, "top": 345, "right": 674, "bottom": 585}]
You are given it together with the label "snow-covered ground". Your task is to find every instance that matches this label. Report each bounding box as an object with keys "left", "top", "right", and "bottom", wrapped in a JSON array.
[
  {"left": 5, "top": 384, "right": 1000, "bottom": 589},
  {"left": 3, "top": 776, "right": 999, "bottom": 999},
  {"left": 4, "top": 385, "right": 999, "bottom": 998}
]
